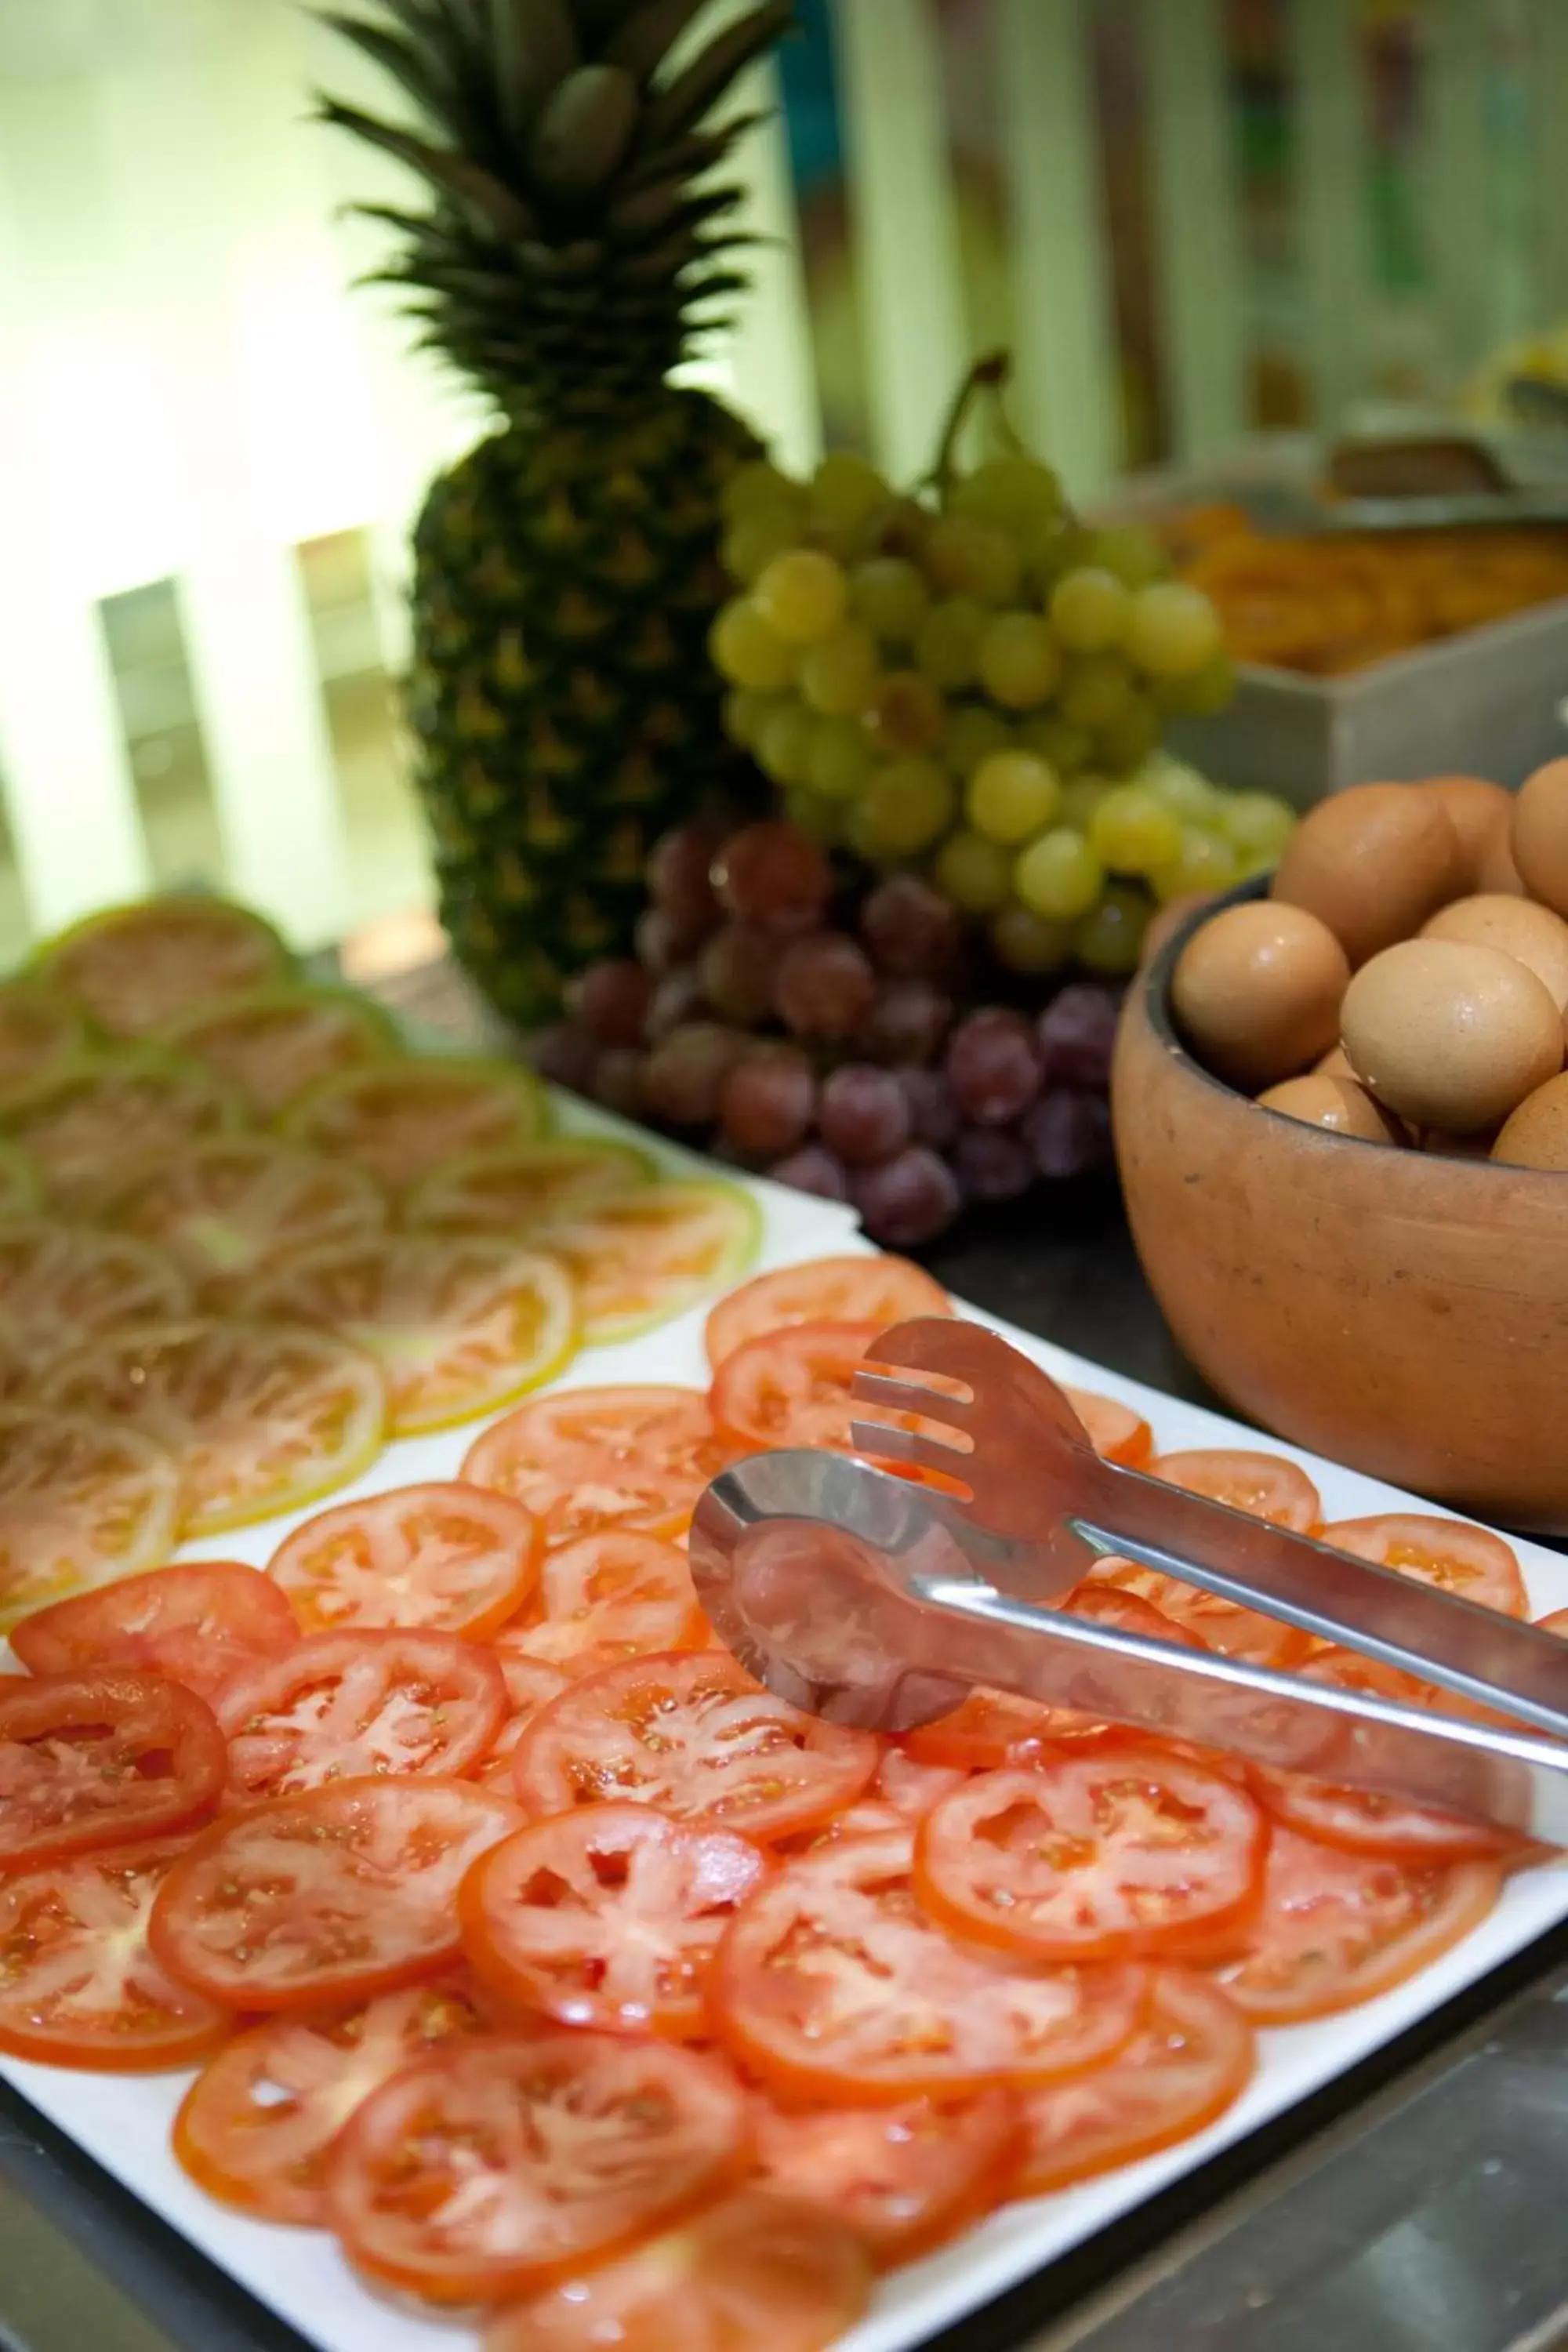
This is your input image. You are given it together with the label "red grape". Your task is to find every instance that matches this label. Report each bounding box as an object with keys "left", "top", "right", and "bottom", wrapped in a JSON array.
[
  {"left": 644, "top": 967, "right": 708, "bottom": 1040},
  {"left": 574, "top": 959, "right": 652, "bottom": 1047},
  {"left": 526, "top": 1022, "right": 596, "bottom": 1094},
  {"left": 650, "top": 822, "right": 724, "bottom": 927},
  {"left": 859, "top": 874, "right": 960, "bottom": 978},
  {"left": 944, "top": 1007, "right": 1041, "bottom": 1125},
  {"left": 953, "top": 1124, "right": 1034, "bottom": 1202},
  {"left": 818, "top": 1064, "right": 913, "bottom": 1165},
  {"left": 862, "top": 978, "right": 953, "bottom": 1066},
  {"left": 773, "top": 931, "right": 875, "bottom": 1040},
  {"left": 719, "top": 1044, "right": 817, "bottom": 1157},
  {"left": 851, "top": 1146, "right": 961, "bottom": 1246},
  {"left": 1035, "top": 983, "right": 1120, "bottom": 1090},
  {"left": 591, "top": 1047, "right": 646, "bottom": 1120},
  {"left": 768, "top": 1143, "right": 851, "bottom": 1203},
  {"left": 700, "top": 923, "right": 782, "bottom": 1024},
  {"left": 641, "top": 1022, "right": 742, "bottom": 1126},
  {"left": 712, "top": 820, "right": 831, "bottom": 935},
  {"left": 1023, "top": 1088, "right": 1114, "bottom": 1178},
  {"left": 637, "top": 904, "right": 710, "bottom": 974},
  {"left": 895, "top": 1065, "right": 958, "bottom": 1149}
]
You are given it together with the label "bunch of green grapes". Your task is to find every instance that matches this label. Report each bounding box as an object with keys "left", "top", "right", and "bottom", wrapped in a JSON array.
[{"left": 708, "top": 446, "right": 1295, "bottom": 979}]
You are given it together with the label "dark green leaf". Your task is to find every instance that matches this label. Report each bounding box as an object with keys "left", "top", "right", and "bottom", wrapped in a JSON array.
[
  {"left": 491, "top": 0, "right": 579, "bottom": 142},
  {"left": 602, "top": 0, "right": 709, "bottom": 83},
  {"left": 618, "top": 113, "right": 761, "bottom": 191},
  {"left": 315, "top": 97, "right": 537, "bottom": 237},
  {"left": 529, "top": 63, "right": 641, "bottom": 197},
  {"left": 639, "top": 1, "right": 791, "bottom": 150}
]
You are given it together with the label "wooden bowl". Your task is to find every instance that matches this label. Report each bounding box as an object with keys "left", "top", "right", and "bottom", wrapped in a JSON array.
[{"left": 1113, "top": 880, "right": 1568, "bottom": 1527}]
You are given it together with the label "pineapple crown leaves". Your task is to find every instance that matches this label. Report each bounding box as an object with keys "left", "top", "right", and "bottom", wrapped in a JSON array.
[{"left": 316, "top": 0, "right": 795, "bottom": 405}]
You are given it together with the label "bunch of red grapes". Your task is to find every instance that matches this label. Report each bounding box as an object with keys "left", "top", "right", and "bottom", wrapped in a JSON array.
[{"left": 531, "top": 818, "right": 1118, "bottom": 1247}]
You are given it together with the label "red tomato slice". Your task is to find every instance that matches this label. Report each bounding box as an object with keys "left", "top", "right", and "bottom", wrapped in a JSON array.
[
  {"left": 10, "top": 1561, "right": 299, "bottom": 1705},
  {"left": 0, "top": 1404, "right": 180, "bottom": 1631},
  {"left": 1219, "top": 1825, "right": 1502, "bottom": 2024},
  {"left": 158, "top": 984, "right": 397, "bottom": 1118},
  {"left": 0, "top": 1219, "right": 191, "bottom": 1391},
  {"left": 710, "top": 1320, "right": 884, "bottom": 1454},
  {"left": 36, "top": 895, "right": 288, "bottom": 1039},
  {"left": 0, "top": 1836, "right": 230, "bottom": 2070},
  {"left": 267, "top": 1483, "right": 541, "bottom": 1640},
  {"left": 107, "top": 1138, "right": 387, "bottom": 1305},
  {"left": 460, "top": 1802, "right": 771, "bottom": 2038},
  {"left": 1152, "top": 1447, "right": 1321, "bottom": 1532},
  {"left": 873, "top": 1745, "right": 965, "bottom": 1818},
  {"left": 494, "top": 1529, "right": 701, "bottom": 1676},
  {"left": 1015, "top": 1969, "right": 1253, "bottom": 2192},
  {"left": 481, "top": 1656, "right": 574, "bottom": 1785},
  {"left": 1319, "top": 1513, "right": 1527, "bottom": 1619},
  {"left": 751, "top": 2087, "right": 1022, "bottom": 2267},
  {"left": 483, "top": 2190, "right": 872, "bottom": 2352},
  {"left": 914, "top": 1747, "right": 1267, "bottom": 1964},
  {"left": 1084, "top": 1555, "right": 1308, "bottom": 1670},
  {"left": 324, "top": 2029, "right": 750, "bottom": 2303},
  {"left": 463, "top": 1385, "right": 734, "bottom": 1546},
  {"left": 217, "top": 1628, "right": 506, "bottom": 1803},
  {"left": 281, "top": 1058, "right": 547, "bottom": 1193},
  {"left": 172, "top": 1976, "right": 496, "bottom": 2223},
  {"left": 1064, "top": 1386, "right": 1154, "bottom": 1469},
  {"left": 513, "top": 1650, "right": 878, "bottom": 1839},
  {"left": 704, "top": 1254, "right": 953, "bottom": 1369},
  {"left": 712, "top": 1828, "right": 1147, "bottom": 2105},
  {"left": 0, "top": 1670, "right": 225, "bottom": 1870}
]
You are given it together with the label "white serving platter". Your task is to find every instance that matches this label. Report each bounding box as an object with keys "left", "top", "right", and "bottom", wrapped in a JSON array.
[{"left": 5, "top": 1112, "right": 1568, "bottom": 2352}]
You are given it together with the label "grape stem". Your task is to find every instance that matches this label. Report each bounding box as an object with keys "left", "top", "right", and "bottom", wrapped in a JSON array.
[{"left": 928, "top": 349, "right": 1029, "bottom": 493}]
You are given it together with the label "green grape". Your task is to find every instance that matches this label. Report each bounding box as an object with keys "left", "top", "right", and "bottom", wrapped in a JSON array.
[
  {"left": 851, "top": 757, "right": 955, "bottom": 858},
  {"left": 924, "top": 514, "right": 1023, "bottom": 604},
  {"left": 722, "top": 687, "right": 779, "bottom": 750},
  {"left": 866, "top": 670, "right": 947, "bottom": 756},
  {"left": 1083, "top": 524, "right": 1169, "bottom": 589},
  {"left": 1155, "top": 648, "right": 1237, "bottom": 715},
  {"left": 1060, "top": 775, "right": 1112, "bottom": 831},
  {"left": 808, "top": 450, "right": 890, "bottom": 533},
  {"left": 916, "top": 597, "right": 985, "bottom": 691},
  {"left": 943, "top": 703, "right": 1013, "bottom": 778},
  {"left": 1023, "top": 515, "right": 1093, "bottom": 593},
  {"left": 722, "top": 509, "right": 797, "bottom": 586},
  {"left": 1094, "top": 692, "right": 1162, "bottom": 775},
  {"left": 977, "top": 612, "right": 1063, "bottom": 710},
  {"left": 1218, "top": 789, "right": 1297, "bottom": 863},
  {"left": 798, "top": 619, "right": 880, "bottom": 717},
  {"left": 1074, "top": 884, "right": 1152, "bottom": 975},
  {"left": 948, "top": 455, "right": 1063, "bottom": 532},
  {"left": 991, "top": 904, "right": 1074, "bottom": 974},
  {"left": 1145, "top": 754, "right": 1221, "bottom": 822},
  {"left": 722, "top": 459, "right": 805, "bottom": 526},
  {"left": 805, "top": 713, "right": 875, "bottom": 801},
  {"left": 1050, "top": 567, "right": 1132, "bottom": 655},
  {"left": 1018, "top": 713, "right": 1094, "bottom": 774},
  {"left": 1149, "top": 825, "right": 1241, "bottom": 903},
  {"left": 851, "top": 556, "right": 931, "bottom": 644},
  {"left": 1060, "top": 654, "right": 1135, "bottom": 733},
  {"left": 710, "top": 598, "right": 796, "bottom": 692},
  {"left": 755, "top": 548, "right": 850, "bottom": 645},
  {"left": 1013, "top": 826, "right": 1103, "bottom": 921},
  {"left": 935, "top": 827, "right": 1013, "bottom": 913},
  {"left": 967, "top": 750, "right": 1062, "bottom": 846},
  {"left": 784, "top": 785, "right": 847, "bottom": 846},
  {"left": 1127, "top": 581, "right": 1225, "bottom": 679},
  {"left": 754, "top": 699, "right": 817, "bottom": 788},
  {"left": 1088, "top": 783, "right": 1185, "bottom": 877}
]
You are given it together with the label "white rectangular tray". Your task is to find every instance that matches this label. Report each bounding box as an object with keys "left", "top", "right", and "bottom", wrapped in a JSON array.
[{"left": 5, "top": 1126, "right": 1568, "bottom": 2352}]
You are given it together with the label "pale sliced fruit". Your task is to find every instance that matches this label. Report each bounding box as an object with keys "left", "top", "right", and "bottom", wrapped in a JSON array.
[
  {"left": 0, "top": 982, "right": 89, "bottom": 1111},
  {"left": 539, "top": 1181, "right": 761, "bottom": 1345},
  {"left": 158, "top": 983, "right": 401, "bottom": 1117},
  {"left": 37, "top": 1317, "right": 386, "bottom": 1538},
  {"left": 281, "top": 1058, "right": 550, "bottom": 1193},
  {"left": 404, "top": 1138, "right": 656, "bottom": 1237},
  {"left": 0, "top": 1141, "right": 41, "bottom": 1223},
  {"left": 34, "top": 896, "right": 290, "bottom": 1038},
  {"left": 0, "top": 1404, "right": 180, "bottom": 1630},
  {"left": 107, "top": 1138, "right": 388, "bottom": 1303},
  {"left": 2, "top": 1051, "right": 249, "bottom": 1214},
  {"left": 0, "top": 1220, "right": 192, "bottom": 1396},
  {"left": 241, "top": 1235, "right": 578, "bottom": 1436}
]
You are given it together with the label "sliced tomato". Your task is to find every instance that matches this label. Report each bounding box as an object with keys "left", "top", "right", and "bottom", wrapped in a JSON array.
[
  {"left": 0, "top": 1405, "right": 180, "bottom": 1630},
  {"left": 1065, "top": 1386, "right": 1154, "bottom": 1469},
  {"left": 1219, "top": 1825, "right": 1502, "bottom": 2023},
  {"left": 172, "top": 1976, "right": 495, "bottom": 2223},
  {"left": 10, "top": 1561, "right": 299, "bottom": 1704},
  {"left": 1319, "top": 1513, "right": 1527, "bottom": 1619},
  {"left": 2, "top": 1050, "right": 249, "bottom": 1214},
  {"left": 281, "top": 1058, "right": 547, "bottom": 1193},
  {"left": 217, "top": 1628, "right": 506, "bottom": 1803},
  {"left": 267, "top": 1482, "right": 540, "bottom": 1640},
  {"left": 481, "top": 1657, "right": 573, "bottom": 1785},
  {"left": 0, "top": 1670, "right": 225, "bottom": 1869},
  {"left": 704, "top": 1254, "right": 953, "bottom": 1370},
  {"left": 324, "top": 2029, "right": 750, "bottom": 2303},
  {"left": 37, "top": 1316, "right": 386, "bottom": 1537},
  {"left": 713, "top": 1828, "right": 1146, "bottom": 2105},
  {"left": 483, "top": 2190, "right": 871, "bottom": 2352},
  {"left": 463, "top": 1385, "right": 734, "bottom": 1546},
  {"left": 539, "top": 1181, "right": 760, "bottom": 1345},
  {"left": 0, "top": 1835, "right": 230, "bottom": 2070},
  {"left": 710, "top": 1320, "right": 885, "bottom": 1454},
  {"left": 148, "top": 1776, "right": 519, "bottom": 2009},
  {"left": 495, "top": 1529, "right": 700, "bottom": 1675},
  {"left": 405, "top": 1138, "right": 656, "bottom": 1236},
  {"left": 0, "top": 1139, "right": 42, "bottom": 1220},
  {"left": 158, "top": 984, "right": 398, "bottom": 1117},
  {"left": 914, "top": 1746, "right": 1267, "bottom": 1964},
  {"left": 1152, "top": 1447, "right": 1322, "bottom": 1532},
  {"left": 513, "top": 1650, "right": 878, "bottom": 1839},
  {"left": 0, "top": 1220, "right": 191, "bottom": 1389},
  {"left": 107, "top": 1139, "right": 387, "bottom": 1305},
  {"left": 873, "top": 1745, "right": 966, "bottom": 1818},
  {"left": 460, "top": 1802, "right": 770, "bottom": 2038},
  {"left": 0, "top": 982, "right": 88, "bottom": 1112},
  {"left": 1084, "top": 1554, "right": 1308, "bottom": 1670},
  {"left": 1015, "top": 1969, "right": 1253, "bottom": 2192},
  {"left": 751, "top": 2087, "right": 1021, "bottom": 2266},
  {"left": 34, "top": 896, "right": 289, "bottom": 1039}
]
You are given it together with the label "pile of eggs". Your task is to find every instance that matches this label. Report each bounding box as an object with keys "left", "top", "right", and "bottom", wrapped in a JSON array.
[{"left": 1170, "top": 764, "right": 1568, "bottom": 1167}]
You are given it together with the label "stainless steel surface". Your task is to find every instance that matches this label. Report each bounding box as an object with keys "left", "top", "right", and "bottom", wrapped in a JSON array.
[{"left": 1319, "top": 490, "right": 1568, "bottom": 530}]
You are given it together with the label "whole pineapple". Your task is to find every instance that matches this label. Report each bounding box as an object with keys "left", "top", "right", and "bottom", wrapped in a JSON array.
[{"left": 320, "top": 0, "right": 789, "bottom": 1027}]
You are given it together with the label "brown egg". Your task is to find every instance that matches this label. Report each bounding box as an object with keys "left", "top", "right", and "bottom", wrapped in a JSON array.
[
  {"left": 1422, "top": 775, "right": 1513, "bottom": 888},
  {"left": 1421, "top": 1127, "right": 1498, "bottom": 1160},
  {"left": 1341, "top": 938, "right": 1564, "bottom": 1131},
  {"left": 1256, "top": 1073, "right": 1403, "bottom": 1143},
  {"left": 1420, "top": 893, "right": 1568, "bottom": 1011},
  {"left": 1271, "top": 782, "right": 1464, "bottom": 966},
  {"left": 1138, "top": 890, "right": 1216, "bottom": 971},
  {"left": 1171, "top": 902, "right": 1349, "bottom": 1091},
  {"left": 1314, "top": 1042, "right": 1354, "bottom": 1078},
  {"left": 1492, "top": 1072, "right": 1568, "bottom": 1170},
  {"left": 1512, "top": 758, "right": 1568, "bottom": 917},
  {"left": 1475, "top": 810, "right": 1526, "bottom": 897}
]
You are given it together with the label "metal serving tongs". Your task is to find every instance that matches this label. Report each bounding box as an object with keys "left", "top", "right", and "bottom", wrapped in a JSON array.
[{"left": 688, "top": 1320, "right": 1568, "bottom": 1844}]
